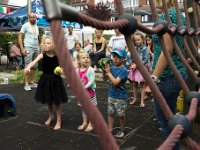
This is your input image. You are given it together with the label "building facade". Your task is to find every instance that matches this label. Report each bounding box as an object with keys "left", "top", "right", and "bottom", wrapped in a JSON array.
[{"left": 68, "top": 0, "right": 184, "bottom": 25}]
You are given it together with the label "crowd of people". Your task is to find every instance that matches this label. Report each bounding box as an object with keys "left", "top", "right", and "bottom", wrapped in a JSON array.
[
  {"left": 17, "top": 12, "right": 154, "bottom": 136},
  {"left": 8, "top": 0, "right": 198, "bottom": 148}
]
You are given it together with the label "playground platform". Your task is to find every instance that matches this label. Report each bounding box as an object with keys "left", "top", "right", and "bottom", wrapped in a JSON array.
[{"left": 0, "top": 82, "right": 199, "bottom": 150}]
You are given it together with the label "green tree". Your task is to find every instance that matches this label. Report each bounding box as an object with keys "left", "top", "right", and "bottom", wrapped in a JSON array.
[{"left": 0, "top": 32, "right": 18, "bottom": 48}]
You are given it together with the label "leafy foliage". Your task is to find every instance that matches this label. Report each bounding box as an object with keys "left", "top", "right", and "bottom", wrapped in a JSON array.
[
  {"left": 84, "top": 1, "right": 112, "bottom": 21},
  {"left": 0, "top": 33, "right": 18, "bottom": 52}
]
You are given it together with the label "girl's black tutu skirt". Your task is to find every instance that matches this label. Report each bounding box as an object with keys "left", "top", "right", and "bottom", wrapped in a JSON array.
[{"left": 35, "top": 74, "right": 68, "bottom": 105}]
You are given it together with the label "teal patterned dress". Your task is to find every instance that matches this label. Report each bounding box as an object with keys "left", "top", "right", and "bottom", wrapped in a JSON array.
[
  {"left": 152, "top": 8, "right": 187, "bottom": 79},
  {"left": 152, "top": 8, "right": 188, "bottom": 150}
]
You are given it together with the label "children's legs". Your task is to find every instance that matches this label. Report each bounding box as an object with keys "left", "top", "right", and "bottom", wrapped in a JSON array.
[
  {"left": 85, "top": 96, "right": 97, "bottom": 132},
  {"left": 45, "top": 104, "right": 54, "bottom": 125},
  {"left": 108, "top": 115, "right": 114, "bottom": 131},
  {"left": 53, "top": 104, "right": 62, "bottom": 130},
  {"left": 130, "top": 82, "right": 138, "bottom": 104},
  {"left": 119, "top": 117, "right": 126, "bottom": 130},
  {"left": 114, "top": 116, "right": 126, "bottom": 139},
  {"left": 78, "top": 111, "right": 94, "bottom": 132},
  {"left": 82, "top": 111, "right": 88, "bottom": 125},
  {"left": 114, "top": 101, "right": 127, "bottom": 139},
  {"left": 133, "top": 82, "right": 138, "bottom": 99},
  {"left": 140, "top": 82, "right": 146, "bottom": 107},
  {"left": 78, "top": 111, "right": 88, "bottom": 131}
]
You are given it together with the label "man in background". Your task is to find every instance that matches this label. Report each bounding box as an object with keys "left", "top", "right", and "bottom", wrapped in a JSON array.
[
  {"left": 18, "top": 12, "right": 39, "bottom": 91},
  {"left": 65, "top": 26, "right": 78, "bottom": 56}
]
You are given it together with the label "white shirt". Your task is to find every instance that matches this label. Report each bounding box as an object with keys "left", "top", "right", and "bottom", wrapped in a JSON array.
[
  {"left": 83, "top": 44, "right": 93, "bottom": 53},
  {"left": 20, "top": 22, "right": 39, "bottom": 49},
  {"left": 108, "top": 35, "right": 127, "bottom": 49},
  {"left": 65, "top": 33, "right": 78, "bottom": 50}
]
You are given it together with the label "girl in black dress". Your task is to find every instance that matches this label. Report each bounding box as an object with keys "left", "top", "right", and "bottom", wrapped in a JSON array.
[{"left": 24, "top": 36, "right": 68, "bottom": 130}]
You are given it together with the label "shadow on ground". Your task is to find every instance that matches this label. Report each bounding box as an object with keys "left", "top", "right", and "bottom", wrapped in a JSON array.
[{"left": 0, "top": 83, "right": 199, "bottom": 150}]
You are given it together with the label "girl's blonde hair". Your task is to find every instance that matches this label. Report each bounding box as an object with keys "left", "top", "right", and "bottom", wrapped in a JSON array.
[
  {"left": 76, "top": 51, "right": 90, "bottom": 68},
  {"left": 154, "top": 0, "right": 174, "bottom": 8},
  {"left": 40, "top": 36, "right": 56, "bottom": 54}
]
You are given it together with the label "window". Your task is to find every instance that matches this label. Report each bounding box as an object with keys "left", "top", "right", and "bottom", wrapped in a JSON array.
[
  {"left": 111, "top": 17, "right": 115, "bottom": 22},
  {"left": 121, "top": 0, "right": 138, "bottom": 8},
  {"left": 132, "top": 0, "right": 139, "bottom": 6},
  {"left": 121, "top": 0, "right": 129, "bottom": 8},
  {"left": 141, "top": 15, "right": 148, "bottom": 22}
]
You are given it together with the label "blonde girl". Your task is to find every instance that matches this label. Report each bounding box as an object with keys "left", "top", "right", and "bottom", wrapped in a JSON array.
[
  {"left": 76, "top": 52, "right": 97, "bottom": 132},
  {"left": 128, "top": 32, "right": 149, "bottom": 108},
  {"left": 24, "top": 36, "right": 68, "bottom": 130}
]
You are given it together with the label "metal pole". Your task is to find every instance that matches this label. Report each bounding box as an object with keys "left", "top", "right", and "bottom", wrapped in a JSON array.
[{"left": 27, "top": 0, "right": 32, "bottom": 17}]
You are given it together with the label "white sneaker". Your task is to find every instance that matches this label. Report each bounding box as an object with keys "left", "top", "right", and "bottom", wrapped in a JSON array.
[
  {"left": 24, "top": 85, "right": 32, "bottom": 91},
  {"left": 29, "top": 83, "right": 37, "bottom": 88}
]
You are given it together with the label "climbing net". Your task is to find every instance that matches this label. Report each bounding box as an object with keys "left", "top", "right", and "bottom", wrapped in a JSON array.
[{"left": 41, "top": 0, "right": 200, "bottom": 149}]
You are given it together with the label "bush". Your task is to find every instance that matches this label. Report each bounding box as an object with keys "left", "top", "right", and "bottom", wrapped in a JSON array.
[{"left": 0, "top": 32, "right": 18, "bottom": 49}]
